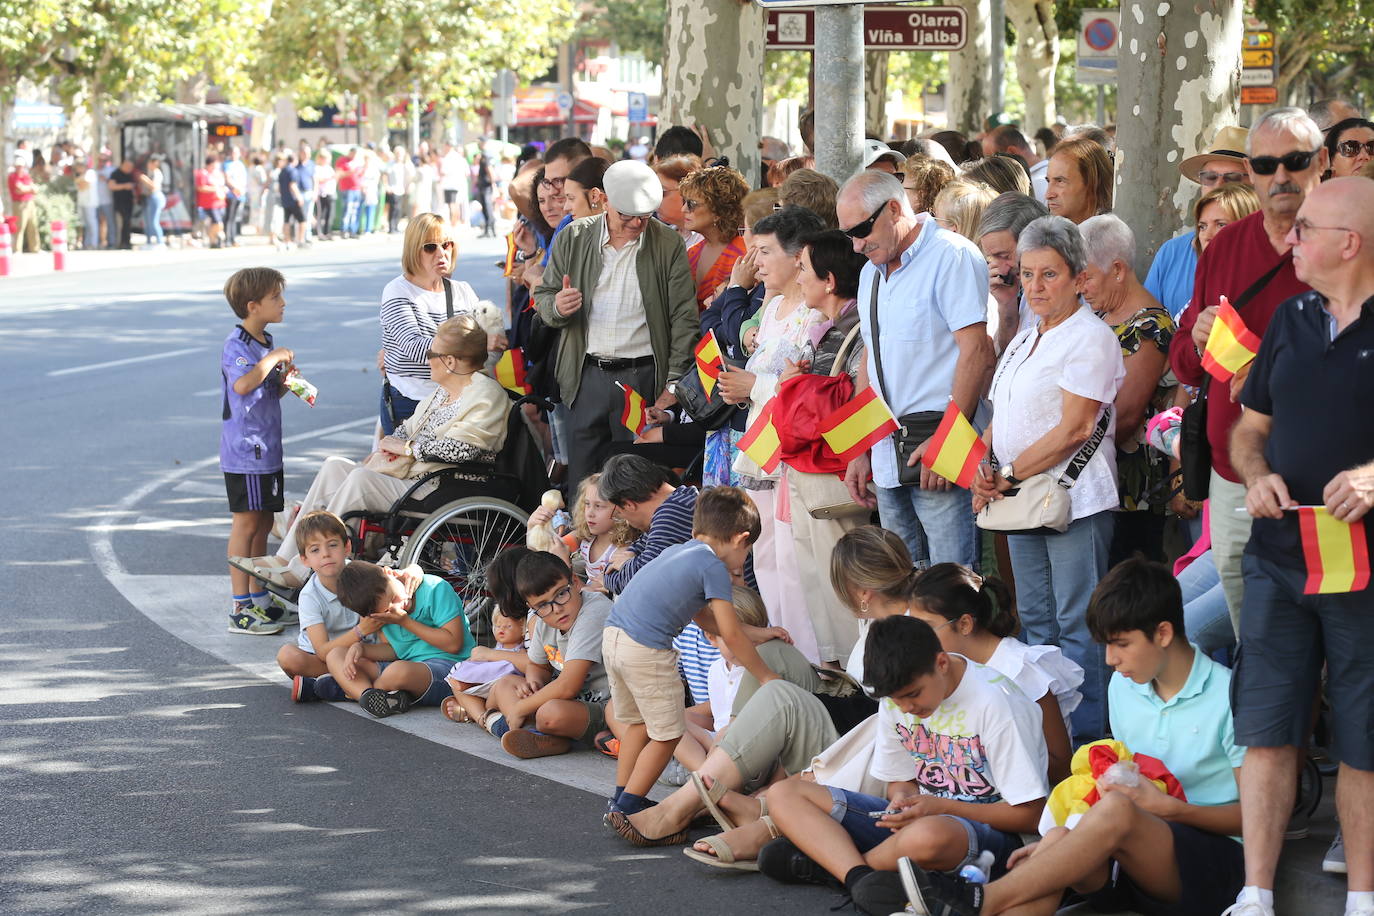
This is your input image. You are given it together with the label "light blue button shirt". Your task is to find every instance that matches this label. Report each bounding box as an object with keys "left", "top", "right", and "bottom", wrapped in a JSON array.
[
  {"left": 1143, "top": 231, "right": 1198, "bottom": 321},
  {"left": 1107, "top": 645, "right": 1246, "bottom": 813},
  {"left": 857, "top": 214, "right": 989, "bottom": 488}
]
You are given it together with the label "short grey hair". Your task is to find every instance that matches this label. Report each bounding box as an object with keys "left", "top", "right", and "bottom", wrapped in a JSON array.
[
  {"left": 1016, "top": 215, "right": 1088, "bottom": 276},
  {"left": 976, "top": 192, "right": 1048, "bottom": 241},
  {"left": 841, "top": 170, "right": 915, "bottom": 218},
  {"left": 1248, "top": 107, "right": 1324, "bottom": 155},
  {"left": 1308, "top": 98, "right": 1359, "bottom": 131},
  {"left": 1079, "top": 213, "right": 1137, "bottom": 273}
]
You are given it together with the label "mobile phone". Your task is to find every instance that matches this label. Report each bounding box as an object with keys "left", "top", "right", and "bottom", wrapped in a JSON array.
[{"left": 867, "top": 808, "right": 899, "bottom": 818}]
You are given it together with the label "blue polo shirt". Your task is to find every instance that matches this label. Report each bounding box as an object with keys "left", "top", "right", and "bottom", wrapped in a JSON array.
[
  {"left": 1143, "top": 231, "right": 1198, "bottom": 320},
  {"left": 1107, "top": 645, "right": 1245, "bottom": 815}
]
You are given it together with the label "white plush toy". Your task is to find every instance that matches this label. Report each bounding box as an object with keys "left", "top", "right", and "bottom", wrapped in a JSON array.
[{"left": 525, "top": 489, "right": 564, "bottom": 552}]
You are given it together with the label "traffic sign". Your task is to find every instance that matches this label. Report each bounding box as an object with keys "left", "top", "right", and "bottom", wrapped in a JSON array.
[
  {"left": 627, "top": 91, "right": 648, "bottom": 123},
  {"left": 764, "top": 5, "right": 966, "bottom": 50},
  {"left": 1076, "top": 10, "right": 1119, "bottom": 85},
  {"left": 1083, "top": 17, "right": 1117, "bottom": 51},
  {"left": 1241, "top": 68, "right": 1277, "bottom": 88},
  {"left": 756, "top": 0, "right": 869, "bottom": 7},
  {"left": 1240, "top": 27, "right": 1278, "bottom": 89},
  {"left": 1243, "top": 48, "right": 1275, "bottom": 68},
  {"left": 1245, "top": 30, "right": 1275, "bottom": 49},
  {"left": 555, "top": 91, "right": 573, "bottom": 113},
  {"left": 1241, "top": 87, "right": 1279, "bottom": 105}
]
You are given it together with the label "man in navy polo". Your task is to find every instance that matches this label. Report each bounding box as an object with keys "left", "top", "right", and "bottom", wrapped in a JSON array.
[{"left": 1227, "top": 175, "right": 1374, "bottom": 916}]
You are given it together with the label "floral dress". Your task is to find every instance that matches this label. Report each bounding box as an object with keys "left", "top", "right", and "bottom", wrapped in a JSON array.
[{"left": 1100, "top": 305, "right": 1177, "bottom": 511}]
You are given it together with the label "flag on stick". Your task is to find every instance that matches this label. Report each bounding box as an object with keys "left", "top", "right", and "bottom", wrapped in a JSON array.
[
  {"left": 694, "top": 331, "right": 725, "bottom": 397},
  {"left": 494, "top": 348, "right": 531, "bottom": 394},
  {"left": 921, "top": 402, "right": 988, "bottom": 488},
  {"left": 738, "top": 398, "right": 782, "bottom": 473},
  {"left": 502, "top": 233, "right": 518, "bottom": 278},
  {"left": 618, "top": 383, "right": 649, "bottom": 436},
  {"left": 1201, "top": 296, "right": 1262, "bottom": 383},
  {"left": 821, "top": 387, "right": 899, "bottom": 464},
  {"left": 1298, "top": 507, "right": 1371, "bottom": 595}
]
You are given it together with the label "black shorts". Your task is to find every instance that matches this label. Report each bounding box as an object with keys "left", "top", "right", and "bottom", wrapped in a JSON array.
[
  {"left": 442, "top": 189, "right": 459, "bottom": 204},
  {"left": 225, "top": 471, "right": 284, "bottom": 513},
  {"left": 1081, "top": 822, "right": 1244, "bottom": 916},
  {"left": 283, "top": 202, "right": 307, "bottom": 224}
]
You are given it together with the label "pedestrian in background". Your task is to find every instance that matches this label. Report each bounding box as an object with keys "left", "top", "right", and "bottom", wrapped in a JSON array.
[{"left": 139, "top": 155, "right": 167, "bottom": 248}]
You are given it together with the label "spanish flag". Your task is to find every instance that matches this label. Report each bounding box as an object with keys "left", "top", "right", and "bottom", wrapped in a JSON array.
[
  {"left": 821, "top": 387, "right": 899, "bottom": 464},
  {"left": 618, "top": 383, "right": 649, "bottom": 436},
  {"left": 502, "top": 233, "right": 518, "bottom": 278},
  {"left": 494, "top": 348, "right": 531, "bottom": 394},
  {"left": 919, "top": 402, "right": 988, "bottom": 489},
  {"left": 738, "top": 398, "right": 782, "bottom": 473},
  {"left": 1298, "top": 507, "right": 1371, "bottom": 595},
  {"left": 695, "top": 331, "right": 724, "bottom": 398},
  {"left": 1201, "top": 296, "right": 1262, "bottom": 383}
]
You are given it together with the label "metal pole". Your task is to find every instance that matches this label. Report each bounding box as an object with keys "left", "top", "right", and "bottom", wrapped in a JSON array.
[
  {"left": 990, "top": 0, "right": 1005, "bottom": 116},
  {"left": 410, "top": 81, "right": 421, "bottom": 152},
  {"left": 814, "top": 4, "right": 864, "bottom": 182},
  {"left": 1096, "top": 84, "right": 1106, "bottom": 126}
]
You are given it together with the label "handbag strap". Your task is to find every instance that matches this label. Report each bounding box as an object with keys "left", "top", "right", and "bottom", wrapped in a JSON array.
[
  {"left": 443, "top": 277, "right": 454, "bottom": 319},
  {"left": 830, "top": 321, "right": 864, "bottom": 378},
  {"left": 1057, "top": 407, "right": 1112, "bottom": 489},
  {"left": 867, "top": 273, "right": 889, "bottom": 398}
]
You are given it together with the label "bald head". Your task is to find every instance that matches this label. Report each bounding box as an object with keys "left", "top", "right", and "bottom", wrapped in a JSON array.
[{"left": 1291, "top": 177, "right": 1374, "bottom": 291}]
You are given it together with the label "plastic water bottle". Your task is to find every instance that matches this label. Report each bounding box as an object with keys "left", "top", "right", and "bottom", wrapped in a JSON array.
[{"left": 958, "top": 850, "right": 996, "bottom": 884}]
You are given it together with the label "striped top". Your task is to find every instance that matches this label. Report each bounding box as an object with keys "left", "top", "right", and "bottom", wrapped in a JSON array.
[
  {"left": 380, "top": 274, "right": 480, "bottom": 401},
  {"left": 674, "top": 623, "right": 721, "bottom": 705},
  {"left": 603, "top": 485, "right": 698, "bottom": 595}
]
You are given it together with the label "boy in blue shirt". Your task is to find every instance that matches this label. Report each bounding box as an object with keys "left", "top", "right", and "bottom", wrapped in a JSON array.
[
  {"left": 331, "top": 560, "right": 473, "bottom": 719},
  {"left": 900, "top": 558, "right": 1246, "bottom": 916},
  {"left": 221, "top": 267, "right": 297, "bottom": 635}
]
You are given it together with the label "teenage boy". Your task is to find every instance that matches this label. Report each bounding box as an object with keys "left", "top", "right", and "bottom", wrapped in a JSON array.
[
  {"left": 899, "top": 557, "right": 1246, "bottom": 916},
  {"left": 221, "top": 267, "right": 297, "bottom": 636},
  {"left": 330, "top": 561, "right": 473, "bottom": 718},
  {"left": 759, "top": 615, "right": 1047, "bottom": 916},
  {"left": 601, "top": 486, "right": 780, "bottom": 833},
  {"left": 476, "top": 551, "right": 617, "bottom": 760}
]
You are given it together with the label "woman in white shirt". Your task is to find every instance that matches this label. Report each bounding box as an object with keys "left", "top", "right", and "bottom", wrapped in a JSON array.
[
  {"left": 973, "top": 214, "right": 1125, "bottom": 742},
  {"left": 138, "top": 156, "right": 167, "bottom": 247}
]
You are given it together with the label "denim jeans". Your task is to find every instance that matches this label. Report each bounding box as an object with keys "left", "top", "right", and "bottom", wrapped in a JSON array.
[
  {"left": 341, "top": 189, "right": 362, "bottom": 235},
  {"left": 99, "top": 203, "right": 116, "bottom": 248},
  {"left": 874, "top": 484, "right": 980, "bottom": 570},
  {"left": 361, "top": 202, "right": 377, "bottom": 234},
  {"left": 1008, "top": 510, "right": 1114, "bottom": 740},
  {"left": 1178, "top": 550, "right": 1233, "bottom": 659},
  {"left": 144, "top": 192, "right": 166, "bottom": 245},
  {"left": 81, "top": 206, "right": 99, "bottom": 249},
  {"left": 379, "top": 385, "right": 420, "bottom": 436}
]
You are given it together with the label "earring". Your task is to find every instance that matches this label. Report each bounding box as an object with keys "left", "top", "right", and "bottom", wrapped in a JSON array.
[
  {"left": 859, "top": 597, "right": 869, "bottom": 615},
  {"left": 826, "top": 286, "right": 834, "bottom": 294}
]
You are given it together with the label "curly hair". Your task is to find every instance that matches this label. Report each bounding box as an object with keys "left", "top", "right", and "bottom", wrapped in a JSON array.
[
  {"left": 902, "top": 154, "right": 956, "bottom": 214},
  {"left": 678, "top": 164, "right": 750, "bottom": 241},
  {"left": 571, "top": 473, "right": 639, "bottom": 547}
]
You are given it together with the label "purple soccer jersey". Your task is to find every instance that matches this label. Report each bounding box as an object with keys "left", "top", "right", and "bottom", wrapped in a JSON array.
[{"left": 220, "top": 325, "right": 284, "bottom": 474}]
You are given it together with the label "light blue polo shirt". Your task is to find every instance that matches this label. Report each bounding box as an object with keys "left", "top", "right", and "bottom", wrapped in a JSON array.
[
  {"left": 1143, "top": 231, "right": 1198, "bottom": 321},
  {"left": 856, "top": 213, "right": 989, "bottom": 488},
  {"left": 1107, "top": 645, "right": 1245, "bottom": 814}
]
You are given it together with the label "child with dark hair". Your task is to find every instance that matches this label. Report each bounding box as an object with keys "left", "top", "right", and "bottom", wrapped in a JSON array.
[
  {"left": 759, "top": 615, "right": 1048, "bottom": 916},
  {"left": 901, "top": 557, "right": 1245, "bottom": 916},
  {"left": 905, "top": 563, "right": 1082, "bottom": 783}
]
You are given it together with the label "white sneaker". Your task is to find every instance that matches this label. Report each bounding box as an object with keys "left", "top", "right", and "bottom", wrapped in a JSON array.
[
  {"left": 1324, "top": 829, "right": 1347, "bottom": 874},
  {"left": 1220, "top": 888, "right": 1275, "bottom": 916}
]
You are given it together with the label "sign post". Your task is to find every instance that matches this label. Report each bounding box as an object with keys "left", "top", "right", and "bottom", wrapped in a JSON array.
[
  {"left": 764, "top": 5, "right": 967, "bottom": 51},
  {"left": 1240, "top": 24, "right": 1278, "bottom": 107},
  {"left": 627, "top": 91, "right": 648, "bottom": 125},
  {"left": 1076, "top": 10, "right": 1119, "bottom": 124}
]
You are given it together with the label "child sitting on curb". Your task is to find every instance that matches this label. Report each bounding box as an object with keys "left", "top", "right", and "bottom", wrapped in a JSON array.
[{"left": 441, "top": 604, "right": 531, "bottom": 725}]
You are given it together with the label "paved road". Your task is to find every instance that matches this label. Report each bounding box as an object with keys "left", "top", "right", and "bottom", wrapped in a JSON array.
[{"left": 0, "top": 235, "right": 825, "bottom": 915}]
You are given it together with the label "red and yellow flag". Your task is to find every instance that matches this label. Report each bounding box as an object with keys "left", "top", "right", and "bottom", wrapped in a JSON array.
[
  {"left": 694, "top": 331, "right": 724, "bottom": 397},
  {"left": 1201, "top": 296, "right": 1262, "bottom": 383},
  {"left": 738, "top": 398, "right": 782, "bottom": 473},
  {"left": 1298, "top": 507, "right": 1371, "bottom": 595},
  {"left": 921, "top": 402, "right": 988, "bottom": 489},
  {"left": 618, "top": 383, "right": 649, "bottom": 436},
  {"left": 494, "top": 348, "right": 531, "bottom": 394},
  {"left": 821, "top": 387, "right": 899, "bottom": 464},
  {"left": 502, "top": 233, "right": 518, "bottom": 278}
]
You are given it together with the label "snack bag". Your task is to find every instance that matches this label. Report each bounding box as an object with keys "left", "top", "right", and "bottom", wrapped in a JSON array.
[{"left": 286, "top": 370, "right": 318, "bottom": 406}]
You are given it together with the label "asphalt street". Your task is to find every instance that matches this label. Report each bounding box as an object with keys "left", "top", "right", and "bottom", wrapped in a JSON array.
[{"left": 0, "top": 234, "right": 825, "bottom": 915}]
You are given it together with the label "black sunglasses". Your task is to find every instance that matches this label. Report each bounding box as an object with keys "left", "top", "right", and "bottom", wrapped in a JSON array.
[
  {"left": 1248, "top": 148, "right": 1321, "bottom": 176},
  {"left": 422, "top": 240, "right": 455, "bottom": 253},
  {"left": 843, "top": 201, "right": 890, "bottom": 240},
  {"left": 1337, "top": 139, "right": 1374, "bottom": 158}
]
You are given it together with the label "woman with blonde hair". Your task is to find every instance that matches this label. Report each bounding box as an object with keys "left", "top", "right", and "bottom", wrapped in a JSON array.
[
  {"left": 901, "top": 154, "right": 956, "bottom": 214},
  {"left": 1192, "top": 181, "right": 1260, "bottom": 255},
  {"left": 932, "top": 179, "right": 997, "bottom": 241}
]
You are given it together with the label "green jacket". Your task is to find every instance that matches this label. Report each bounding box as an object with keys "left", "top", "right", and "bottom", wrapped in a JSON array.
[{"left": 534, "top": 215, "right": 700, "bottom": 405}]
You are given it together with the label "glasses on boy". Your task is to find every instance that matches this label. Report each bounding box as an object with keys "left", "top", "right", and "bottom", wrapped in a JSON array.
[{"left": 529, "top": 583, "right": 574, "bottom": 618}]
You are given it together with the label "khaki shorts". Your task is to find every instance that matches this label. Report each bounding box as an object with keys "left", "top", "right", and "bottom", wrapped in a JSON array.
[{"left": 601, "top": 625, "right": 685, "bottom": 741}]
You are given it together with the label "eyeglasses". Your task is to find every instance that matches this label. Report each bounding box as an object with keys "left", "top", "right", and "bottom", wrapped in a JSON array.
[
  {"left": 1337, "top": 139, "right": 1374, "bottom": 158},
  {"left": 891, "top": 171, "right": 905, "bottom": 183},
  {"left": 1248, "top": 148, "right": 1321, "bottom": 176},
  {"left": 1197, "top": 169, "right": 1248, "bottom": 185},
  {"left": 682, "top": 199, "right": 704, "bottom": 212},
  {"left": 539, "top": 176, "right": 567, "bottom": 190},
  {"left": 529, "top": 583, "right": 573, "bottom": 618},
  {"left": 422, "top": 240, "right": 455, "bottom": 253},
  {"left": 616, "top": 212, "right": 652, "bottom": 225},
  {"left": 424, "top": 349, "right": 457, "bottom": 360},
  {"left": 842, "top": 201, "right": 890, "bottom": 240},
  {"left": 1292, "top": 218, "right": 1352, "bottom": 242}
]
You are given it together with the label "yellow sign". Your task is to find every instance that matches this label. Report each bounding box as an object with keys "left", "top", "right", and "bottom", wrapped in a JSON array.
[
  {"left": 1245, "top": 30, "right": 1275, "bottom": 48},
  {"left": 1243, "top": 48, "right": 1275, "bottom": 67}
]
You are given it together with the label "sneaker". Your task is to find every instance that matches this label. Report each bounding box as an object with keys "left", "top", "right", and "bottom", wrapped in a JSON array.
[
  {"left": 227, "top": 604, "right": 284, "bottom": 635},
  {"left": 501, "top": 728, "right": 572, "bottom": 759},
  {"left": 851, "top": 870, "right": 908, "bottom": 916},
  {"left": 899, "top": 857, "right": 983, "bottom": 916},
  {"left": 291, "top": 675, "right": 319, "bottom": 702},
  {"left": 1220, "top": 888, "right": 1276, "bottom": 916},
  {"left": 658, "top": 758, "right": 691, "bottom": 787},
  {"left": 311, "top": 674, "right": 346, "bottom": 701},
  {"left": 359, "top": 687, "right": 413, "bottom": 718},
  {"left": 259, "top": 594, "right": 299, "bottom": 626},
  {"left": 757, "top": 837, "right": 840, "bottom": 888},
  {"left": 1324, "top": 829, "right": 1347, "bottom": 874}
]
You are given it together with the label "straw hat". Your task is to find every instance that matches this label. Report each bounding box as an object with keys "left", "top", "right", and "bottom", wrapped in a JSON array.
[{"left": 1178, "top": 126, "right": 1250, "bottom": 184}]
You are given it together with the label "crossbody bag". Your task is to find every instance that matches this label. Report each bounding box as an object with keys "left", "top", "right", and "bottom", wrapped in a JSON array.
[{"left": 868, "top": 274, "right": 943, "bottom": 486}]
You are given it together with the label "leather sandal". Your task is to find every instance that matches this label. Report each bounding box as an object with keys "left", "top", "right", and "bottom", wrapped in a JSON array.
[
  {"left": 604, "top": 810, "right": 689, "bottom": 848},
  {"left": 691, "top": 771, "right": 736, "bottom": 832},
  {"left": 682, "top": 834, "right": 759, "bottom": 871}
]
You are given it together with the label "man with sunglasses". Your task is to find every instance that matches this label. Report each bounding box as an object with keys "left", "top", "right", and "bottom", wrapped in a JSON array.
[
  {"left": 1169, "top": 108, "right": 1324, "bottom": 640},
  {"left": 535, "top": 160, "right": 699, "bottom": 491},
  {"left": 836, "top": 170, "right": 994, "bottom": 570},
  {"left": 1145, "top": 126, "right": 1252, "bottom": 318},
  {"left": 1225, "top": 175, "right": 1374, "bottom": 916}
]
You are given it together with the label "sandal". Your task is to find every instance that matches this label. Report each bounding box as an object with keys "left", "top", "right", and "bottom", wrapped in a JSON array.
[
  {"left": 683, "top": 834, "right": 760, "bottom": 872},
  {"left": 441, "top": 697, "right": 472, "bottom": 723},
  {"left": 691, "top": 771, "right": 736, "bottom": 832},
  {"left": 603, "top": 810, "right": 689, "bottom": 848},
  {"left": 593, "top": 730, "right": 619, "bottom": 758}
]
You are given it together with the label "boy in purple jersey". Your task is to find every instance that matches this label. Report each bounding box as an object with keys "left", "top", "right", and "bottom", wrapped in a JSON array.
[{"left": 221, "top": 268, "right": 296, "bottom": 634}]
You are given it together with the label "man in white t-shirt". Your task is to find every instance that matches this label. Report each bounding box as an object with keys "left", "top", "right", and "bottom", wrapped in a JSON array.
[
  {"left": 439, "top": 144, "right": 468, "bottom": 229},
  {"left": 759, "top": 615, "right": 1048, "bottom": 914}
]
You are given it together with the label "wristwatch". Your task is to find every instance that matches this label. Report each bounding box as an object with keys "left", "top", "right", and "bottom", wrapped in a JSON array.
[{"left": 998, "top": 463, "right": 1020, "bottom": 486}]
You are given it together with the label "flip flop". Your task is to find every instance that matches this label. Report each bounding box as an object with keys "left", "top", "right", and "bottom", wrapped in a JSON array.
[
  {"left": 691, "top": 771, "right": 736, "bottom": 832},
  {"left": 441, "top": 697, "right": 472, "bottom": 723},
  {"left": 603, "top": 810, "right": 689, "bottom": 848},
  {"left": 593, "top": 731, "right": 619, "bottom": 758},
  {"left": 227, "top": 555, "right": 304, "bottom": 589},
  {"left": 683, "top": 834, "right": 760, "bottom": 872}
]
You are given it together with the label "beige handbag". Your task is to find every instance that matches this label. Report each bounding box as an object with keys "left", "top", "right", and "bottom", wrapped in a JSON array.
[{"left": 789, "top": 323, "right": 873, "bottom": 520}]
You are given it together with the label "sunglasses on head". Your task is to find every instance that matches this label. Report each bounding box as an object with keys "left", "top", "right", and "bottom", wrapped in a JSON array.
[
  {"left": 1337, "top": 139, "right": 1374, "bottom": 158},
  {"left": 1248, "top": 148, "right": 1321, "bottom": 176},
  {"left": 843, "top": 201, "right": 890, "bottom": 240},
  {"left": 422, "top": 240, "right": 455, "bottom": 253}
]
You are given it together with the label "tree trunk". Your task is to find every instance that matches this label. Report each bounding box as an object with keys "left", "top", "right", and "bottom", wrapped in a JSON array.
[
  {"left": 1005, "top": 0, "right": 1057, "bottom": 136},
  {"left": 946, "top": 0, "right": 993, "bottom": 135},
  {"left": 0, "top": 93, "right": 12, "bottom": 213},
  {"left": 661, "top": 0, "right": 765, "bottom": 185},
  {"left": 1115, "top": 0, "right": 1242, "bottom": 261},
  {"left": 367, "top": 90, "right": 391, "bottom": 146},
  {"left": 864, "top": 51, "right": 889, "bottom": 139}
]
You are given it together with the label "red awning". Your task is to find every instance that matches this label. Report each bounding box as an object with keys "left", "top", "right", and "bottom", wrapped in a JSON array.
[{"left": 515, "top": 90, "right": 600, "bottom": 126}]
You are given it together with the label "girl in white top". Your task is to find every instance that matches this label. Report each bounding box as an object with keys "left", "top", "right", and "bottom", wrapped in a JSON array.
[{"left": 525, "top": 472, "right": 640, "bottom": 593}]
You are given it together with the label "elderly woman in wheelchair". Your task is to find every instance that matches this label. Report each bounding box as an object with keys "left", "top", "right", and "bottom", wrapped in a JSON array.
[{"left": 234, "top": 314, "right": 510, "bottom": 589}]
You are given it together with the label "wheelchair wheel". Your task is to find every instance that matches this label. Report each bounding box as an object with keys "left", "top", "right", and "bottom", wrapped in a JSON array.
[{"left": 397, "top": 496, "right": 529, "bottom": 641}]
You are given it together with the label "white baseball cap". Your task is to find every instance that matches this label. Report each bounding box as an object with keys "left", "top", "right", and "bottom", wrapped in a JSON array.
[
  {"left": 862, "top": 139, "right": 905, "bottom": 170},
  {"left": 603, "top": 160, "right": 664, "bottom": 217}
]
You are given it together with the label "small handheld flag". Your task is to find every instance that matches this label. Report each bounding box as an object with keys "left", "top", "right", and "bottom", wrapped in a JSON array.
[
  {"left": 738, "top": 398, "right": 783, "bottom": 473},
  {"left": 1201, "top": 296, "right": 1262, "bottom": 383},
  {"left": 494, "top": 348, "right": 531, "bottom": 394},
  {"left": 502, "top": 233, "right": 518, "bottom": 278},
  {"left": 618, "top": 383, "right": 649, "bottom": 436},
  {"left": 921, "top": 402, "right": 988, "bottom": 488},
  {"left": 1298, "top": 507, "right": 1371, "bottom": 595},
  {"left": 820, "top": 387, "right": 899, "bottom": 464},
  {"left": 694, "top": 331, "right": 724, "bottom": 398}
]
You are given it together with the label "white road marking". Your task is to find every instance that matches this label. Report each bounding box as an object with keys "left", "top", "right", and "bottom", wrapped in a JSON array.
[
  {"left": 340, "top": 316, "right": 377, "bottom": 327},
  {"left": 49, "top": 346, "right": 204, "bottom": 377}
]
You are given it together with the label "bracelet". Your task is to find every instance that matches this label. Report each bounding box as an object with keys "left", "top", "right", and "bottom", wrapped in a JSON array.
[{"left": 354, "top": 625, "right": 364, "bottom": 640}]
